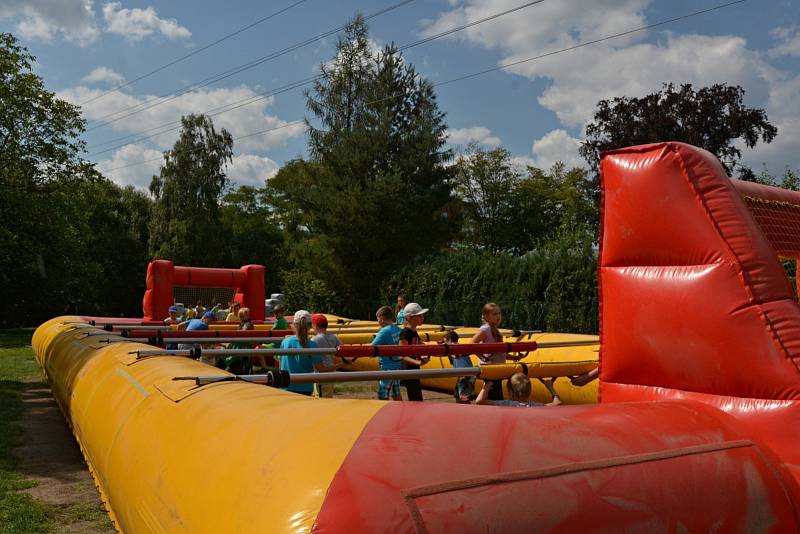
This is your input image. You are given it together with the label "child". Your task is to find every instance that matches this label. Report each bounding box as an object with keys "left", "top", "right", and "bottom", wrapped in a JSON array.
[
  {"left": 311, "top": 314, "right": 340, "bottom": 398},
  {"left": 469, "top": 303, "right": 520, "bottom": 401},
  {"left": 225, "top": 301, "right": 241, "bottom": 322},
  {"left": 444, "top": 330, "right": 475, "bottom": 403},
  {"left": 372, "top": 306, "right": 402, "bottom": 401},
  {"left": 395, "top": 294, "right": 408, "bottom": 325},
  {"left": 476, "top": 373, "right": 561, "bottom": 407},
  {"left": 165, "top": 305, "right": 179, "bottom": 325},
  {"left": 272, "top": 303, "right": 288, "bottom": 331},
  {"left": 278, "top": 310, "right": 339, "bottom": 396},
  {"left": 399, "top": 302, "right": 431, "bottom": 402},
  {"left": 225, "top": 316, "right": 254, "bottom": 375}
]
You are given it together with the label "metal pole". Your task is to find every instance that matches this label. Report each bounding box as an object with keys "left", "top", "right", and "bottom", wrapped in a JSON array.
[
  {"left": 535, "top": 340, "right": 598, "bottom": 348},
  {"left": 174, "top": 367, "right": 483, "bottom": 386}
]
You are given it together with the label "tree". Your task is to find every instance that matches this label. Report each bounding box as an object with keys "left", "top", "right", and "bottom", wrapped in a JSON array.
[
  {"left": 220, "top": 185, "right": 286, "bottom": 291},
  {"left": 580, "top": 83, "right": 777, "bottom": 176},
  {"left": 453, "top": 145, "right": 521, "bottom": 252},
  {"left": 149, "top": 114, "right": 233, "bottom": 265},
  {"left": 0, "top": 33, "right": 86, "bottom": 185},
  {"left": 269, "top": 16, "right": 455, "bottom": 312}
]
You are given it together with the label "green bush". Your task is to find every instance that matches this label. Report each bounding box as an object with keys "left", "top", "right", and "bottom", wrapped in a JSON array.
[
  {"left": 280, "top": 269, "right": 342, "bottom": 314},
  {"left": 381, "top": 228, "right": 597, "bottom": 333}
]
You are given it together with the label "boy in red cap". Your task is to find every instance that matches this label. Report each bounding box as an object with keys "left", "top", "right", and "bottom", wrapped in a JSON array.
[{"left": 311, "top": 314, "right": 340, "bottom": 398}]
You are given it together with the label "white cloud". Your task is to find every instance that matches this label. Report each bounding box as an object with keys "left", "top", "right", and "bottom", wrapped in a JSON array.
[
  {"left": 81, "top": 66, "right": 124, "bottom": 85},
  {"left": 95, "top": 144, "right": 163, "bottom": 190},
  {"left": 770, "top": 26, "right": 800, "bottom": 58},
  {"left": 227, "top": 154, "right": 279, "bottom": 187},
  {"left": 59, "top": 84, "right": 306, "bottom": 153},
  {"left": 447, "top": 126, "right": 501, "bottom": 147},
  {"left": 103, "top": 2, "right": 191, "bottom": 41},
  {"left": 96, "top": 146, "right": 280, "bottom": 191},
  {"left": 424, "top": 0, "right": 796, "bottom": 173},
  {"left": 0, "top": 0, "right": 99, "bottom": 45},
  {"left": 530, "top": 129, "right": 585, "bottom": 170}
]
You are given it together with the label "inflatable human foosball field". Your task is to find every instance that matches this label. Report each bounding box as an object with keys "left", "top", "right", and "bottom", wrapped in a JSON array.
[{"left": 33, "top": 142, "right": 800, "bottom": 532}]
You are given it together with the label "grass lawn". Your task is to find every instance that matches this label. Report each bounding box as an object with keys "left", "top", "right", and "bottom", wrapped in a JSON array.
[
  {"left": 0, "top": 328, "right": 113, "bottom": 534},
  {"left": 0, "top": 328, "right": 48, "bottom": 534}
]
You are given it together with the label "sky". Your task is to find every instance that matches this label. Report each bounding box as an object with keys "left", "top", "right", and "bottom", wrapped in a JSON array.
[{"left": 2, "top": 0, "right": 799, "bottom": 191}]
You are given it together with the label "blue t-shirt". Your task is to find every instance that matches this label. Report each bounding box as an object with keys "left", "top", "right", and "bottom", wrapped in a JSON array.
[
  {"left": 185, "top": 319, "right": 208, "bottom": 331},
  {"left": 279, "top": 336, "right": 324, "bottom": 393},
  {"left": 495, "top": 399, "right": 546, "bottom": 407},
  {"left": 372, "top": 324, "right": 402, "bottom": 371},
  {"left": 396, "top": 310, "right": 405, "bottom": 325},
  {"left": 450, "top": 353, "right": 473, "bottom": 368}
]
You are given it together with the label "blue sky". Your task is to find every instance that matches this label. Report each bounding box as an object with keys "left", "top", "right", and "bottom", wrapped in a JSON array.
[{"left": 2, "top": 0, "right": 799, "bottom": 190}]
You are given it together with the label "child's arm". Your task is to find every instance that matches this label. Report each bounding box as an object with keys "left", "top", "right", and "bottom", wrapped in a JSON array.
[
  {"left": 540, "top": 378, "right": 562, "bottom": 406},
  {"left": 570, "top": 367, "right": 599, "bottom": 387},
  {"left": 401, "top": 356, "right": 421, "bottom": 367},
  {"left": 475, "top": 383, "right": 495, "bottom": 405}
]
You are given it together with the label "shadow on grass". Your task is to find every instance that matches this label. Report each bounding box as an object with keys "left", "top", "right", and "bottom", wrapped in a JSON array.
[{"left": 0, "top": 329, "right": 34, "bottom": 349}]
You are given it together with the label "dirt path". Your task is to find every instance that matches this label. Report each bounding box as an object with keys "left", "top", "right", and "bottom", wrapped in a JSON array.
[{"left": 14, "top": 379, "right": 115, "bottom": 533}]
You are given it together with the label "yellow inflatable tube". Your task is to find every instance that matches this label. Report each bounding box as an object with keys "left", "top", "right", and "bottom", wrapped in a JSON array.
[{"left": 33, "top": 317, "right": 384, "bottom": 533}]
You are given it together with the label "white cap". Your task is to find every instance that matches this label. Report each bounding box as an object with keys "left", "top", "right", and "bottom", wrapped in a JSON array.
[
  {"left": 403, "top": 302, "right": 429, "bottom": 317},
  {"left": 293, "top": 309, "right": 312, "bottom": 323}
]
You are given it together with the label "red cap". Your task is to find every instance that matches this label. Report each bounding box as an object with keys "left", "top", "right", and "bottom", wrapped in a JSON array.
[{"left": 311, "top": 314, "right": 328, "bottom": 328}]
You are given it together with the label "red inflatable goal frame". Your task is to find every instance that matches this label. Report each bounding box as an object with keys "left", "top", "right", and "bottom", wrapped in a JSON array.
[{"left": 142, "top": 260, "right": 265, "bottom": 321}]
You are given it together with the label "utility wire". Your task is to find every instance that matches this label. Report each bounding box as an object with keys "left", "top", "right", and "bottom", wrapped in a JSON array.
[
  {"left": 85, "top": 0, "right": 416, "bottom": 131},
  {"left": 99, "top": 0, "right": 745, "bottom": 173},
  {"left": 79, "top": 0, "right": 310, "bottom": 107},
  {"left": 88, "top": 0, "right": 546, "bottom": 157}
]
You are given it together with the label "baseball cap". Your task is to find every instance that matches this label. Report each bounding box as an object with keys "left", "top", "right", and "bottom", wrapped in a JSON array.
[
  {"left": 293, "top": 309, "right": 312, "bottom": 324},
  {"left": 311, "top": 314, "right": 328, "bottom": 328},
  {"left": 202, "top": 311, "right": 216, "bottom": 320},
  {"left": 168, "top": 305, "right": 178, "bottom": 313},
  {"left": 403, "top": 302, "right": 429, "bottom": 317}
]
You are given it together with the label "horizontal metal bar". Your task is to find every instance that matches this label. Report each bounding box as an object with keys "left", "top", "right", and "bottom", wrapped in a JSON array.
[
  {"left": 535, "top": 340, "right": 599, "bottom": 348},
  {"left": 177, "top": 367, "right": 484, "bottom": 386}
]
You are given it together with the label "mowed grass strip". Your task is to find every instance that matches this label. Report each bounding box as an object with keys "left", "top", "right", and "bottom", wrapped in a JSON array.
[{"left": 0, "top": 328, "right": 48, "bottom": 534}]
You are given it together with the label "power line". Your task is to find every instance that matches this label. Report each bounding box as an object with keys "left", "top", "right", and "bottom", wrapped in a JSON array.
[
  {"left": 79, "top": 0, "right": 310, "bottom": 107},
  {"left": 84, "top": 0, "right": 416, "bottom": 131},
  {"left": 88, "top": 0, "right": 546, "bottom": 157},
  {"left": 98, "top": 0, "right": 745, "bottom": 175}
]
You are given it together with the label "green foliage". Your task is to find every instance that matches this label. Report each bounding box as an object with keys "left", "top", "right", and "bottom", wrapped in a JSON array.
[
  {"left": 149, "top": 114, "right": 234, "bottom": 265},
  {"left": 453, "top": 147, "right": 598, "bottom": 251},
  {"left": 220, "top": 185, "right": 286, "bottom": 290},
  {"left": 269, "top": 17, "right": 455, "bottom": 312},
  {"left": 0, "top": 34, "right": 153, "bottom": 326},
  {"left": 0, "top": 33, "right": 85, "bottom": 185},
  {"left": 280, "top": 269, "right": 341, "bottom": 313},
  {"left": 580, "top": 83, "right": 777, "bottom": 176},
  {"left": 382, "top": 226, "right": 598, "bottom": 333}
]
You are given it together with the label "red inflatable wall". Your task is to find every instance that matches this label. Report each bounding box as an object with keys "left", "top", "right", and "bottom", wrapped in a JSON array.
[
  {"left": 599, "top": 142, "right": 800, "bottom": 485},
  {"left": 142, "top": 260, "right": 265, "bottom": 321}
]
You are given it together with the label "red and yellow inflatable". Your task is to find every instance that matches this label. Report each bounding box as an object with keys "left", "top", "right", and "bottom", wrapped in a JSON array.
[{"left": 32, "top": 142, "right": 800, "bottom": 531}]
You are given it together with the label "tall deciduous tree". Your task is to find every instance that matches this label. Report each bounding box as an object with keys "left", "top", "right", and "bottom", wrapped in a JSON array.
[
  {"left": 149, "top": 114, "right": 233, "bottom": 265},
  {"left": 453, "top": 145, "right": 521, "bottom": 253},
  {"left": 580, "top": 83, "right": 777, "bottom": 176},
  {"left": 270, "top": 16, "right": 455, "bottom": 312}
]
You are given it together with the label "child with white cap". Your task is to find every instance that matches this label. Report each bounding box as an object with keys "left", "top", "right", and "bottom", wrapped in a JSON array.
[{"left": 398, "top": 302, "right": 431, "bottom": 402}]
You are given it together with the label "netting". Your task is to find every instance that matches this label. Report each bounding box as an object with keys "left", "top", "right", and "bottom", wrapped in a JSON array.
[
  {"left": 174, "top": 286, "right": 235, "bottom": 309},
  {"left": 741, "top": 195, "right": 800, "bottom": 297},
  {"left": 742, "top": 196, "right": 800, "bottom": 258}
]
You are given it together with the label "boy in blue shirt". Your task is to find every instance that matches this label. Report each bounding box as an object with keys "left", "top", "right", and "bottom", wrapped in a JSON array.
[{"left": 373, "top": 306, "right": 402, "bottom": 400}]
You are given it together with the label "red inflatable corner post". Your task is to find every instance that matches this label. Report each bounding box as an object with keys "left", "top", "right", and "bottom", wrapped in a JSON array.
[
  {"left": 599, "top": 141, "right": 800, "bottom": 484},
  {"left": 142, "top": 260, "right": 265, "bottom": 321}
]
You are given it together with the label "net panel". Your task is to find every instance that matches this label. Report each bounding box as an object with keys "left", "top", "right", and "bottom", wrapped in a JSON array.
[
  {"left": 742, "top": 195, "right": 800, "bottom": 298},
  {"left": 742, "top": 196, "right": 800, "bottom": 258},
  {"left": 174, "top": 286, "right": 235, "bottom": 309}
]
